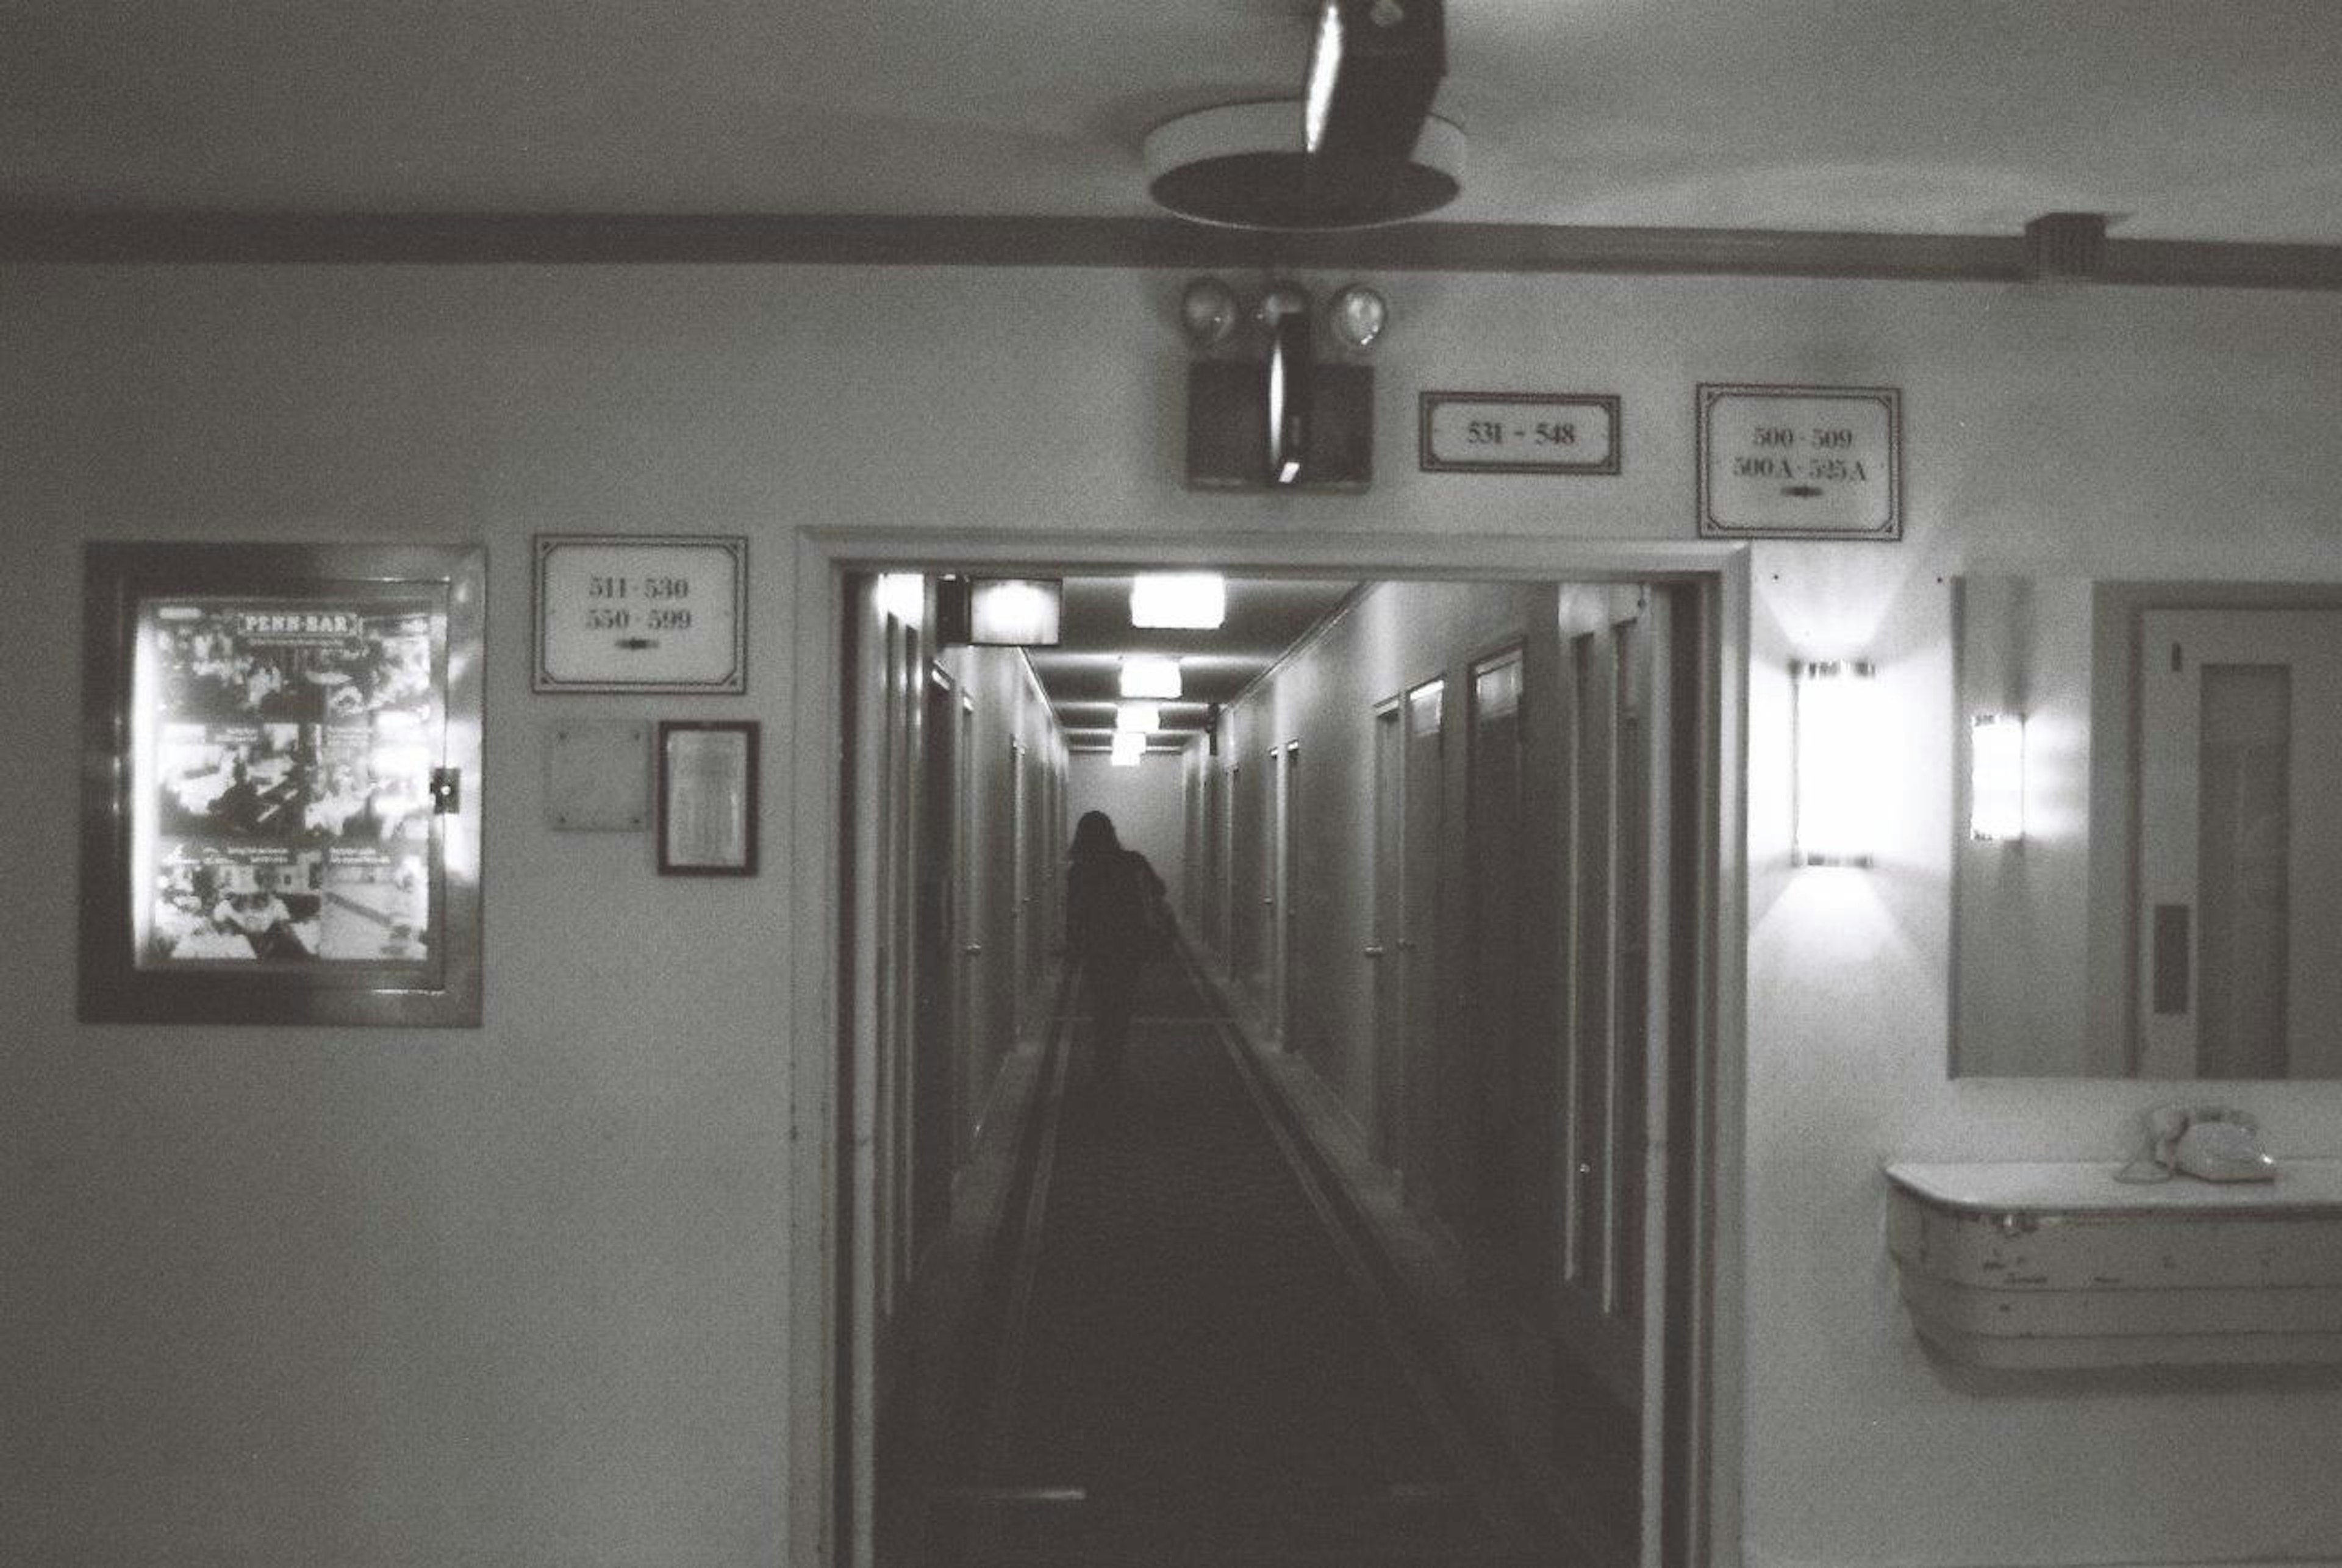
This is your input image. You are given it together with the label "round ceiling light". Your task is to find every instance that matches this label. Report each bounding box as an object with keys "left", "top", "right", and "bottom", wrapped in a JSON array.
[{"left": 1142, "top": 99, "right": 1465, "bottom": 231}]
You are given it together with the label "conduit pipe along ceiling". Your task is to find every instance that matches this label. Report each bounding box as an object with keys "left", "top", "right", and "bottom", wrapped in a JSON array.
[{"left": 1143, "top": 1, "right": 1460, "bottom": 230}]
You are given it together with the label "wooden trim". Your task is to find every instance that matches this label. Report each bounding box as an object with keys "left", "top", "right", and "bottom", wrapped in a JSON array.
[{"left": 7, "top": 208, "right": 2341, "bottom": 290}]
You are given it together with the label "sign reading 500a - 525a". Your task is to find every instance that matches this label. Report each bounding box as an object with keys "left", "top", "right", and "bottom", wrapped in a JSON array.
[
  {"left": 534, "top": 535, "right": 747, "bottom": 694},
  {"left": 1697, "top": 384, "right": 1902, "bottom": 540}
]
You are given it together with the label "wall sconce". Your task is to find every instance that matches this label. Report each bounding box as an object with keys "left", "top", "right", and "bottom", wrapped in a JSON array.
[
  {"left": 1109, "top": 732, "right": 1146, "bottom": 767},
  {"left": 1119, "top": 654, "right": 1183, "bottom": 700},
  {"left": 1970, "top": 712, "right": 2027, "bottom": 842},
  {"left": 1793, "top": 659, "right": 1878, "bottom": 867}
]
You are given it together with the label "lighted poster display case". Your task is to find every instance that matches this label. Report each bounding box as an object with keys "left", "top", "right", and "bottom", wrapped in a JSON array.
[{"left": 81, "top": 543, "right": 485, "bottom": 1025}]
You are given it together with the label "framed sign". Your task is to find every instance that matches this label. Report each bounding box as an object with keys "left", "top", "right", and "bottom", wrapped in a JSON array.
[
  {"left": 80, "top": 542, "right": 485, "bottom": 1026},
  {"left": 657, "top": 721, "right": 759, "bottom": 876},
  {"left": 1420, "top": 391, "right": 1621, "bottom": 475},
  {"left": 534, "top": 534, "right": 747, "bottom": 694},
  {"left": 1696, "top": 384, "right": 1902, "bottom": 540}
]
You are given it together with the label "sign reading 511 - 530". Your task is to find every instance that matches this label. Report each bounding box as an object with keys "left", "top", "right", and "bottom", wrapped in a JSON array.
[{"left": 534, "top": 534, "right": 748, "bottom": 694}]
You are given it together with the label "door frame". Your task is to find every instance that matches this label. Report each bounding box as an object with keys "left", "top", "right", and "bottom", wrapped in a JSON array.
[{"left": 789, "top": 528, "right": 1751, "bottom": 1568}]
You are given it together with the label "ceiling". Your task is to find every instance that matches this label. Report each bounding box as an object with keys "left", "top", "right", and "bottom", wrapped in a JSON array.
[
  {"left": 9, "top": 1, "right": 2342, "bottom": 242},
  {"left": 1026, "top": 576, "right": 1356, "bottom": 751}
]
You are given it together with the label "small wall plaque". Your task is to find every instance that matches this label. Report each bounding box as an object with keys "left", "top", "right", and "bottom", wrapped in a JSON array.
[
  {"left": 545, "top": 720, "right": 650, "bottom": 831},
  {"left": 1420, "top": 392, "right": 1621, "bottom": 474},
  {"left": 534, "top": 534, "right": 747, "bottom": 694},
  {"left": 1697, "top": 384, "right": 1902, "bottom": 540},
  {"left": 658, "top": 721, "right": 758, "bottom": 876}
]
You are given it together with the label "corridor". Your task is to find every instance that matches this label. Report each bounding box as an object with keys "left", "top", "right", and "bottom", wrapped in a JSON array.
[{"left": 886, "top": 954, "right": 1574, "bottom": 1567}]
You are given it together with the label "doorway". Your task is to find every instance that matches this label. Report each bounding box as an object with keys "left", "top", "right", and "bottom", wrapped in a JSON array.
[{"left": 792, "top": 535, "right": 1749, "bottom": 1568}]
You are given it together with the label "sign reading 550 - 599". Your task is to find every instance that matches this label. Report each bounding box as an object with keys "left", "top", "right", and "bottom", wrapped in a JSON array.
[{"left": 534, "top": 535, "right": 747, "bottom": 694}]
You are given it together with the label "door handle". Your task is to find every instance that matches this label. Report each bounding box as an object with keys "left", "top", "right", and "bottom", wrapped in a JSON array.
[
  {"left": 1363, "top": 945, "right": 1386, "bottom": 959},
  {"left": 963, "top": 943, "right": 984, "bottom": 956}
]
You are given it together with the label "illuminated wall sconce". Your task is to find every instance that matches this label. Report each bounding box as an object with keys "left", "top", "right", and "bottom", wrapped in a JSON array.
[
  {"left": 1793, "top": 659, "right": 1879, "bottom": 867},
  {"left": 1130, "top": 572, "right": 1227, "bottom": 629},
  {"left": 1970, "top": 713, "right": 2027, "bottom": 842},
  {"left": 1109, "top": 732, "right": 1147, "bottom": 767},
  {"left": 1115, "top": 702, "right": 1162, "bottom": 733},
  {"left": 1119, "top": 654, "right": 1183, "bottom": 700}
]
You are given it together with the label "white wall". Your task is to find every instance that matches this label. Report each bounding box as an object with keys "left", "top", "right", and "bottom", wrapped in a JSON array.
[
  {"left": 1067, "top": 750, "right": 1187, "bottom": 915},
  {"left": 5, "top": 260, "right": 2342, "bottom": 1568}
]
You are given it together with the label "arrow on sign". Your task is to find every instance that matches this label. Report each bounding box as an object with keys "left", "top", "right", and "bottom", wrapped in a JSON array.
[
  {"left": 614, "top": 637, "right": 664, "bottom": 651},
  {"left": 1781, "top": 484, "right": 1824, "bottom": 499}
]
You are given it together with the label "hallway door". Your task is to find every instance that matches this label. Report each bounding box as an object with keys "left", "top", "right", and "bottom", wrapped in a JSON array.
[
  {"left": 1553, "top": 586, "right": 1681, "bottom": 1561},
  {"left": 1010, "top": 740, "right": 1033, "bottom": 1040},
  {"left": 1400, "top": 678, "right": 1445, "bottom": 1203},
  {"left": 1272, "top": 741, "right": 1300, "bottom": 1046},
  {"left": 1370, "top": 701, "right": 1405, "bottom": 1165},
  {"left": 912, "top": 664, "right": 960, "bottom": 1252},
  {"left": 2137, "top": 608, "right": 2342, "bottom": 1077}
]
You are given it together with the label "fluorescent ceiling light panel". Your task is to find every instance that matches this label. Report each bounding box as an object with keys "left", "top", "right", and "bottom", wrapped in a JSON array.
[
  {"left": 1116, "top": 703, "right": 1162, "bottom": 733},
  {"left": 1129, "top": 573, "right": 1227, "bottom": 630},
  {"left": 1110, "top": 732, "right": 1146, "bottom": 767},
  {"left": 967, "top": 578, "right": 1062, "bottom": 646},
  {"left": 875, "top": 573, "right": 925, "bottom": 625},
  {"left": 1119, "top": 655, "right": 1183, "bottom": 699}
]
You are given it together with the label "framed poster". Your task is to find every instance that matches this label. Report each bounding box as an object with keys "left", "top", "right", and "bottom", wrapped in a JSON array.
[
  {"left": 1419, "top": 391, "right": 1622, "bottom": 475},
  {"left": 80, "top": 542, "right": 486, "bottom": 1026},
  {"left": 1696, "top": 383, "right": 1902, "bottom": 540},
  {"left": 657, "top": 721, "right": 758, "bottom": 876},
  {"left": 533, "top": 534, "right": 747, "bottom": 694}
]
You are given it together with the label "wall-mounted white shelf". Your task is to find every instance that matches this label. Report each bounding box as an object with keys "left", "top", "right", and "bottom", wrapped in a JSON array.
[{"left": 1885, "top": 1159, "right": 2342, "bottom": 1369}]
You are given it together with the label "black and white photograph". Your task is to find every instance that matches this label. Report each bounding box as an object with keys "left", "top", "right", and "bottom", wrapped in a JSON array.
[
  {"left": 14, "top": 6, "right": 2342, "bottom": 1568},
  {"left": 137, "top": 599, "right": 440, "bottom": 967}
]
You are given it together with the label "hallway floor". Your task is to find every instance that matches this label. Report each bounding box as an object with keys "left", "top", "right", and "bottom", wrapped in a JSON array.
[{"left": 885, "top": 958, "right": 1577, "bottom": 1567}]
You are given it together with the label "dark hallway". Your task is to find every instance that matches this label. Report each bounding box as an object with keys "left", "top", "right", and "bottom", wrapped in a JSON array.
[{"left": 883, "top": 953, "right": 1579, "bottom": 1567}]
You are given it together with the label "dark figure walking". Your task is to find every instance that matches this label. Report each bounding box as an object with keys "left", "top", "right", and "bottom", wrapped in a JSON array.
[{"left": 1065, "top": 810, "right": 1166, "bottom": 1086}]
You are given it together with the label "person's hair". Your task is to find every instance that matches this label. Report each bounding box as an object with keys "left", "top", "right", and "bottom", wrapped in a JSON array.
[{"left": 1069, "top": 810, "right": 1120, "bottom": 859}]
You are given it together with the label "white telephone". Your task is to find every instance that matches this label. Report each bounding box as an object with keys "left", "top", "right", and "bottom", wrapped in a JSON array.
[{"left": 2117, "top": 1104, "right": 2278, "bottom": 1184}]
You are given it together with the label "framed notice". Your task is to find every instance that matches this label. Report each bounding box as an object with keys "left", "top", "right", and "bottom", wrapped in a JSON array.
[
  {"left": 1696, "top": 384, "right": 1902, "bottom": 540},
  {"left": 657, "top": 721, "right": 758, "bottom": 876},
  {"left": 80, "top": 542, "right": 485, "bottom": 1026},
  {"left": 1420, "top": 391, "right": 1621, "bottom": 475},
  {"left": 534, "top": 534, "right": 747, "bottom": 694}
]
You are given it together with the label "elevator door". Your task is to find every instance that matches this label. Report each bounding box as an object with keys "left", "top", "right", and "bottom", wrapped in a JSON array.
[{"left": 2137, "top": 609, "right": 2342, "bottom": 1078}]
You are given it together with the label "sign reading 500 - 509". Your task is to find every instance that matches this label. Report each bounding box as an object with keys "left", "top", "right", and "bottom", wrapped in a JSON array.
[{"left": 535, "top": 535, "right": 748, "bottom": 694}]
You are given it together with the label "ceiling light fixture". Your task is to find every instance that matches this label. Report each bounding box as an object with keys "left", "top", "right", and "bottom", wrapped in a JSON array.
[
  {"left": 1119, "top": 654, "right": 1183, "bottom": 700},
  {"left": 1303, "top": 0, "right": 1446, "bottom": 170},
  {"left": 1131, "top": 572, "right": 1228, "bottom": 630},
  {"left": 1110, "top": 732, "right": 1146, "bottom": 767},
  {"left": 1142, "top": 100, "right": 1464, "bottom": 231},
  {"left": 1116, "top": 702, "right": 1162, "bottom": 733}
]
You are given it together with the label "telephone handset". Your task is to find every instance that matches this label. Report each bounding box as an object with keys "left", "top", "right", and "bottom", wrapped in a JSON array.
[{"left": 2116, "top": 1104, "right": 2277, "bottom": 1184}]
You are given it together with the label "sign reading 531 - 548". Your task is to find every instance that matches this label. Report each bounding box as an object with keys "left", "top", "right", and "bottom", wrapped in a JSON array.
[{"left": 534, "top": 535, "right": 747, "bottom": 694}]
